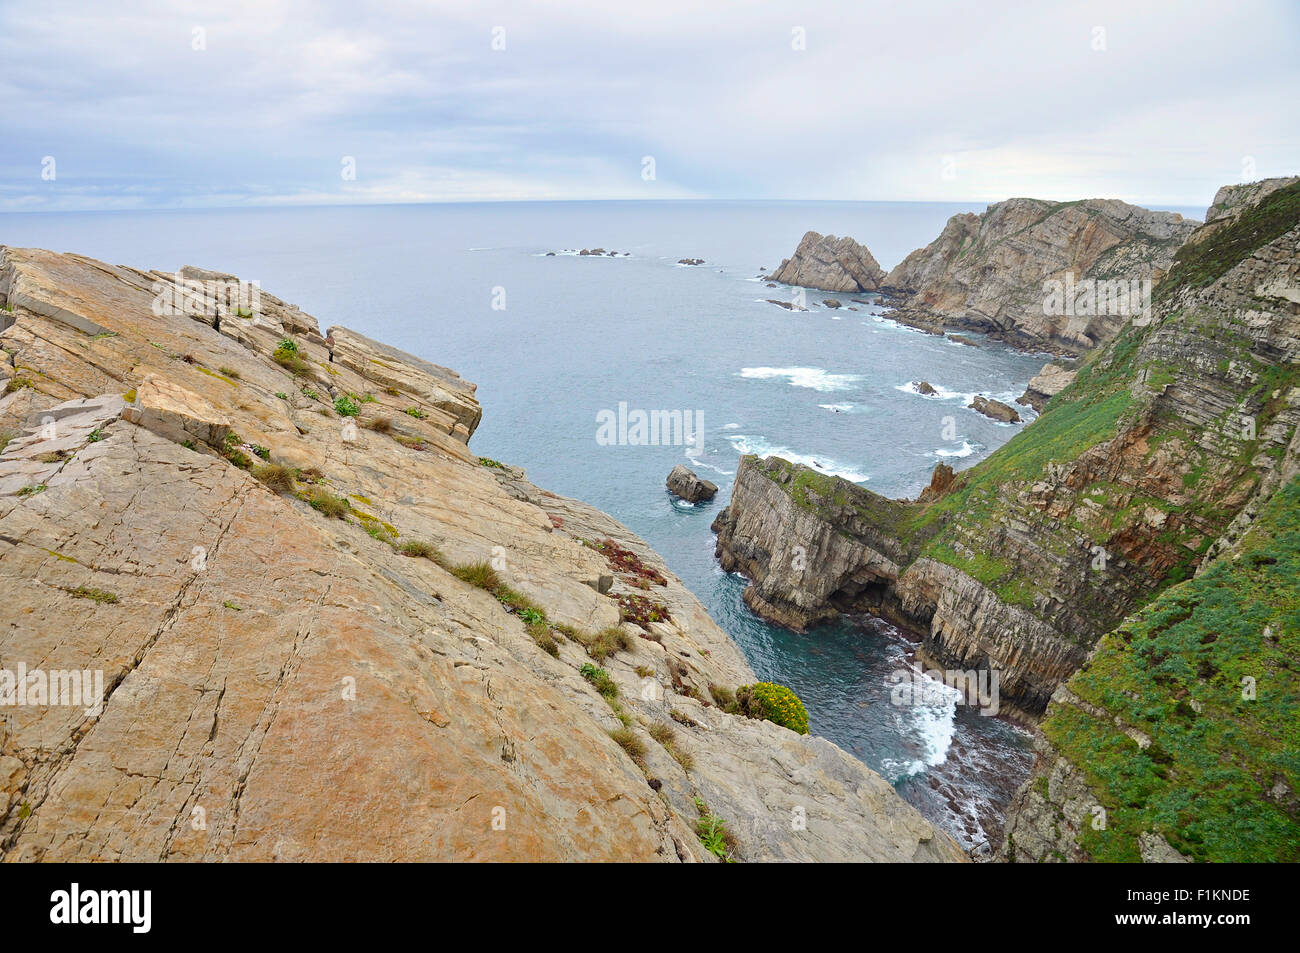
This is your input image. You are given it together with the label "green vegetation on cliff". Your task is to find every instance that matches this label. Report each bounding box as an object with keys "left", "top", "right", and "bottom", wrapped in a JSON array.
[
  {"left": 1044, "top": 475, "right": 1300, "bottom": 862},
  {"left": 1158, "top": 179, "right": 1300, "bottom": 297}
]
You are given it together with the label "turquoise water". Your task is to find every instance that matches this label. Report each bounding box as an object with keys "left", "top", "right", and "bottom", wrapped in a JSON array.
[{"left": 3, "top": 199, "right": 1150, "bottom": 848}]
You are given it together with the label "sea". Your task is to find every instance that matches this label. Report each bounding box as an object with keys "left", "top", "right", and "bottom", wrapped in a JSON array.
[{"left": 0, "top": 198, "right": 1200, "bottom": 850}]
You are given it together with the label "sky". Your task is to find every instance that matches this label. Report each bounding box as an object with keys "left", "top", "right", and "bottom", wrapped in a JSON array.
[{"left": 0, "top": 0, "right": 1296, "bottom": 212}]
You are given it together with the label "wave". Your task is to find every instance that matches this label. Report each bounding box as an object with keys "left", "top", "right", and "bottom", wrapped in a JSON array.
[
  {"left": 818, "top": 403, "right": 855, "bottom": 413},
  {"left": 895, "top": 380, "right": 976, "bottom": 403},
  {"left": 684, "top": 446, "right": 734, "bottom": 477},
  {"left": 880, "top": 668, "right": 962, "bottom": 779},
  {"left": 739, "top": 366, "right": 863, "bottom": 392},
  {"left": 935, "top": 440, "right": 979, "bottom": 458},
  {"left": 726, "top": 434, "right": 869, "bottom": 483}
]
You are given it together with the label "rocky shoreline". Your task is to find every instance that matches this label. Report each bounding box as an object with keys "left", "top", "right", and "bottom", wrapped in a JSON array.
[{"left": 715, "top": 177, "right": 1300, "bottom": 860}]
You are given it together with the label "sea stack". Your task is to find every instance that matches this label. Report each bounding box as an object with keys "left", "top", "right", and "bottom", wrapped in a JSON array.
[{"left": 666, "top": 464, "right": 718, "bottom": 503}]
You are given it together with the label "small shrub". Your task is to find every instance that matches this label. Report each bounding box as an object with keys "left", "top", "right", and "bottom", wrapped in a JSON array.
[
  {"left": 249, "top": 444, "right": 271, "bottom": 460},
  {"left": 395, "top": 435, "right": 427, "bottom": 450},
  {"left": 63, "top": 585, "right": 118, "bottom": 604},
  {"left": 223, "top": 600, "right": 243, "bottom": 611},
  {"left": 333, "top": 394, "right": 360, "bottom": 417},
  {"left": 4, "top": 377, "right": 32, "bottom": 394},
  {"left": 617, "top": 593, "right": 671, "bottom": 629},
  {"left": 404, "top": 407, "right": 427, "bottom": 419},
  {"left": 609, "top": 727, "right": 646, "bottom": 760},
  {"left": 16, "top": 484, "right": 47, "bottom": 497},
  {"left": 736, "top": 682, "right": 810, "bottom": 735},
  {"left": 647, "top": 723, "right": 674, "bottom": 745},
  {"left": 218, "top": 367, "right": 241, "bottom": 380},
  {"left": 518, "top": 607, "right": 546, "bottom": 626},
  {"left": 273, "top": 344, "right": 310, "bottom": 375},
  {"left": 451, "top": 561, "right": 501, "bottom": 591},
  {"left": 584, "top": 626, "right": 635, "bottom": 662},
  {"left": 275, "top": 391, "right": 289, "bottom": 400},
  {"left": 365, "top": 416, "right": 392, "bottom": 433},
  {"left": 709, "top": 684, "right": 737, "bottom": 710},
  {"left": 478, "top": 456, "right": 505, "bottom": 469},
  {"left": 86, "top": 428, "right": 104, "bottom": 442},
  {"left": 635, "top": 665, "right": 655, "bottom": 678},
  {"left": 306, "top": 488, "right": 351, "bottom": 519},
  {"left": 364, "top": 522, "right": 397, "bottom": 544},
  {"left": 383, "top": 386, "right": 400, "bottom": 396},
  {"left": 694, "top": 799, "right": 736, "bottom": 860},
  {"left": 398, "top": 539, "right": 441, "bottom": 560},
  {"left": 579, "top": 663, "right": 619, "bottom": 699},
  {"left": 526, "top": 620, "right": 559, "bottom": 657},
  {"left": 277, "top": 337, "right": 299, "bottom": 353},
  {"left": 0, "top": 429, "right": 17, "bottom": 454}
]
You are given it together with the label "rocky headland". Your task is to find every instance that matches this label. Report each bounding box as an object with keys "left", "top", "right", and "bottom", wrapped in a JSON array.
[
  {"left": 0, "top": 246, "right": 962, "bottom": 862},
  {"left": 715, "top": 179, "right": 1300, "bottom": 861}
]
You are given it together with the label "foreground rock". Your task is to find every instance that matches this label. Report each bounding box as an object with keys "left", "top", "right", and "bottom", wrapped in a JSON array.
[
  {"left": 767, "top": 231, "right": 886, "bottom": 292},
  {"left": 1016, "top": 363, "right": 1077, "bottom": 412},
  {"left": 881, "top": 198, "right": 1198, "bottom": 354},
  {"left": 666, "top": 464, "right": 717, "bottom": 503},
  {"left": 968, "top": 395, "right": 1021, "bottom": 423},
  {"left": 0, "top": 245, "right": 962, "bottom": 862}
]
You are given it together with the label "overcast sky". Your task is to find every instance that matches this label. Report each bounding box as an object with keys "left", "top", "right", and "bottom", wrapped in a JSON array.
[{"left": 1, "top": 0, "right": 1295, "bottom": 212}]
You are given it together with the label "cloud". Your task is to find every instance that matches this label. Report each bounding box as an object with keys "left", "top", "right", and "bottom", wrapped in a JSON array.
[{"left": 0, "top": 0, "right": 1296, "bottom": 210}]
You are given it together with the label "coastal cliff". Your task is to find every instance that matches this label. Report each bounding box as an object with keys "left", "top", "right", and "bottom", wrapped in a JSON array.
[
  {"left": 0, "top": 246, "right": 963, "bottom": 862},
  {"left": 881, "top": 197, "right": 1197, "bottom": 354},
  {"left": 716, "top": 178, "right": 1300, "bottom": 740}
]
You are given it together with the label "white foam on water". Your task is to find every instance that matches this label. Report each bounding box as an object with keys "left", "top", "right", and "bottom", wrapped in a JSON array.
[
  {"left": 881, "top": 668, "right": 962, "bottom": 779},
  {"left": 726, "top": 434, "right": 869, "bottom": 483},
  {"left": 739, "top": 366, "right": 863, "bottom": 392},
  {"left": 895, "top": 380, "right": 977, "bottom": 403},
  {"left": 818, "top": 403, "right": 854, "bottom": 413},
  {"left": 935, "top": 440, "right": 978, "bottom": 458},
  {"left": 684, "top": 446, "right": 734, "bottom": 477}
]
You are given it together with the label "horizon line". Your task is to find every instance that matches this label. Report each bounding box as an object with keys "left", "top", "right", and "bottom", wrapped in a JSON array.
[{"left": 0, "top": 193, "right": 1214, "bottom": 217}]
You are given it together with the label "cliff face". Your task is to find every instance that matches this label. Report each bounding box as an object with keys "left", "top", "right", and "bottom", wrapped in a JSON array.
[
  {"left": 882, "top": 198, "right": 1198, "bottom": 355},
  {"left": 0, "top": 246, "right": 963, "bottom": 862},
  {"left": 716, "top": 180, "right": 1300, "bottom": 724},
  {"left": 767, "top": 231, "right": 887, "bottom": 293}
]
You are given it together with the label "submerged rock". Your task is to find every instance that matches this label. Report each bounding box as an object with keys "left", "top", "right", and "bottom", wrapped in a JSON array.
[
  {"left": 913, "top": 380, "right": 938, "bottom": 396},
  {"left": 666, "top": 464, "right": 717, "bottom": 503}
]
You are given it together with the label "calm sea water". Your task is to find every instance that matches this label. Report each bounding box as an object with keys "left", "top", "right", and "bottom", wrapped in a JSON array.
[{"left": 7, "top": 199, "right": 1197, "bottom": 849}]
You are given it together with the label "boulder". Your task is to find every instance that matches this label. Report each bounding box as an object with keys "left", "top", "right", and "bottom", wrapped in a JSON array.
[
  {"left": 913, "top": 380, "right": 938, "bottom": 396},
  {"left": 969, "top": 395, "right": 1021, "bottom": 423},
  {"left": 121, "top": 375, "right": 231, "bottom": 447},
  {"left": 666, "top": 464, "right": 718, "bottom": 503},
  {"left": 1017, "top": 363, "right": 1077, "bottom": 411}
]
